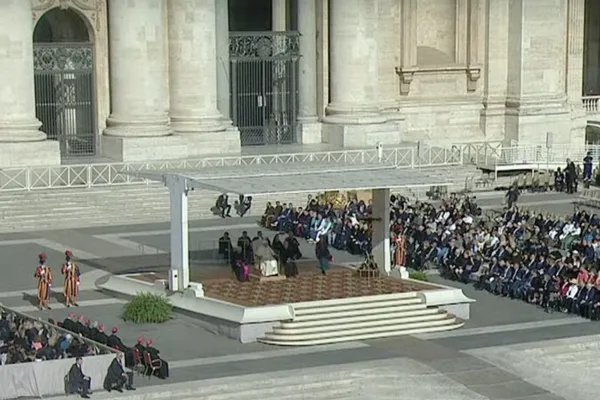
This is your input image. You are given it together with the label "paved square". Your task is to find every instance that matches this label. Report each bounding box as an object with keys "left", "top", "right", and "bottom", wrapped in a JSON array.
[
  {"left": 0, "top": 243, "right": 69, "bottom": 291},
  {"left": 466, "top": 336, "right": 600, "bottom": 400}
]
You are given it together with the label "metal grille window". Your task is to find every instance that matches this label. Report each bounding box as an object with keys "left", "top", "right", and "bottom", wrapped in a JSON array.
[
  {"left": 33, "top": 43, "right": 96, "bottom": 157},
  {"left": 229, "top": 32, "right": 300, "bottom": 146}
]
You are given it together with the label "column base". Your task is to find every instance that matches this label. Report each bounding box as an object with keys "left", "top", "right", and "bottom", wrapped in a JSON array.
[
  {"left": 505, "top": 97, "right": 571, "bottom": 145},
  {"left": 101, "top": 127, "right": 242, "bottom": 162},
  {"left": 0, "top": 140, "right": 60, "bottom": 168},
  {"left": 185, "top": 126, "right": 241, "bottom": 157},
  {"left": 101, "top": 135, "right": 188, "bottom": 162},
  {"left": 322, "top": 120, "right": 402, "bottom": 148},
  {"left": 480, "top": 100, "right": 506, "bottom": 142},
  {"left": 298, "top": 120, "right": 322, "bottom": 144}
]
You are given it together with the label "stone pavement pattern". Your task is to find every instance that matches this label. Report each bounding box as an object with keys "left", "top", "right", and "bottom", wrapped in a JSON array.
[{"left": 0, "top": 191, "right": 596, "bottom": 399}]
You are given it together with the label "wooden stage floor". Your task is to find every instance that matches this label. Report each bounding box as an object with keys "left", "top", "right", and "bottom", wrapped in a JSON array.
[{"left": 131, "top": 262, "right": 436, "bottom": 307}]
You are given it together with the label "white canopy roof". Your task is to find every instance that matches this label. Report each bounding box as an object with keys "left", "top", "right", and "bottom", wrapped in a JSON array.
[{"left": 131, "top": 163, "right": 450, "bottom": 196}]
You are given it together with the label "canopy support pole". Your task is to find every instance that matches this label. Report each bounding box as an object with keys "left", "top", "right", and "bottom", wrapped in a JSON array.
[
  {"left": 371, "top": 188, "right": 391, "bottom": 275},
  {"left": 165, "top": 174, "right": 190, "bottom": 291}
]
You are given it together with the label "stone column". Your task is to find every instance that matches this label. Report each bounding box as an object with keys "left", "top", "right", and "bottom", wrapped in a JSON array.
[
  {"left": 325, "top": 0, "right": 382, "bottom": 121},
  {"left": 371, "top": 188, "right": 391, "bottom": 275},
  {"left": 323, "top": 0, "right": 399, "bottom": 147},
  {"left": 104, "top": 0, "right": 170, "bottom": 138},
  {"left": 566, "top": 0, "right": 586, "bottom": 145},
  {"left": 505, "top": 0, "right": 570, "bottom": 146},
  {"left": 297, "top": 0, "right": 322, "bottom": 143},
  {"left": 215, "top": 0, "right": 231, "bottom": 121},
  {"left": 168, "top": 0, "right": 224, "bottom": 134},
  {"left": 0, "top": 0, "right": 59, "bottom": 167},
  {"left": 481, "top": 0, "right": 508, "bottom": 141},
  {"left": 272, "top": 0, "right": 287, "bottom": 30}
]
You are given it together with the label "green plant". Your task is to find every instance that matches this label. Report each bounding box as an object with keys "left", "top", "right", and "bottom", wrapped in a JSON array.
[
  {"left": 122, "top": 293, "right": 172, "bottom": 324},
  {"left": 408, "top": 271, "right": 429, "bottom": 282}
]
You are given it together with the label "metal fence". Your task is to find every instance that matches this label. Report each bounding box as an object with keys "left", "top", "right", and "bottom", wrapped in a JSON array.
[{"left": 0, "top": 146, "right": 463, "bottom": 192}]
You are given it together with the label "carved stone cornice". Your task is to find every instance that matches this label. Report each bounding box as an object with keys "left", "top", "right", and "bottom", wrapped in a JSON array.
[{"left": 31, "top": 0, "right": 102, "bottom": 32}]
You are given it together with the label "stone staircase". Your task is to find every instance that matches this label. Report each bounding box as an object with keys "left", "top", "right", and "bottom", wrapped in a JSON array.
[
  {"left": 0, "top": 165, "right": 481, "bottom": 233},
  {"left": 258, "top": 293, "right": 463, "bottom": 346}
]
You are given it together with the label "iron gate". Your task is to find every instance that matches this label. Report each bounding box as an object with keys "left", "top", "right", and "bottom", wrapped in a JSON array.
[
  {"left": 229, "top": 32, "right": 300, "bottom": 146},
  {"left": 33, "top": 43, "right": 96, "bottom": 157}
]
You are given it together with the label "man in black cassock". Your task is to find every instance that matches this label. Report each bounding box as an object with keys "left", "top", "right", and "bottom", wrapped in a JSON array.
[
  {"left": 103, "top": 353, "right": 135, "bottom": 392},
  {"left": 67, "top": 357, "right": 91, "bottom": 398},
  {"left": 107, "top": 327, "right": 134, "bottom": 367},
  {"left": 144, "top": 339, "right": 169, "bottom": 379}
]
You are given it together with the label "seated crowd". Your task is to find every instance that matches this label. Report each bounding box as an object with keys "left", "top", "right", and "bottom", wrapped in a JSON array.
[
  {"left": 0, "top": 309, "right": 101, "bottom": 365},
  {"left": 243, "top": 190, "right": 600, "bottom": 321},
  {"left": 394, "top": 194, "right": 600, "bottom": 319},
  {"left": 258, "top": 195, "right": 376, "bottom": 255},
  {"left": 59, "top": 312, "right": 169, "bottom": 380}
]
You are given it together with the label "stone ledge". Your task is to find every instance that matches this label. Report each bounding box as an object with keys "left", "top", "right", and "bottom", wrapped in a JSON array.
[{"left": 0, "top": 140, "right": 60, "bottom": 168}]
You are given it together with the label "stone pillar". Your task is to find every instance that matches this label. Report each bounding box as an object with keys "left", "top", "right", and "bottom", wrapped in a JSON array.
[
  {"left": 168, "top": 0, "right": 240, "bottom": 155},
  {"left": 481, "top": 0, "right": 508, "bottom": 141},
  {"left": 215, "top": 0, "right": 231, "bottom": 121},
  {"left": 0, "top": 0, "right": 60, "bottom": 167},
  {"left": 566, "top": 0, "right": 586, "bottom": 145},
  {"left": 371, "top": 188, "right": 391, "bottom": 275},
  {"left": 322, "top": 0, "right": 401, "bottom": 147},
  {"left": 103, "top": 0, "right": 181, "bottom": 161},
  {"left": 272, "top": 0, "right": 287, "bottom": 30},
  {"left": 297, "top": 0, "right": 322, "bottom": 144},
  {"left": 377, "top": 0, "right": 401, "bottom": 118},
  {"left": 168, "top": 0, "right": 223, "bottom": 134},
  {"left": 505, "top": 0, "right": 570, "bottom": 146}
]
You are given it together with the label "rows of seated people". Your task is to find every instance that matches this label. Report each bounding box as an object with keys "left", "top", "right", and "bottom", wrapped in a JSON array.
[
  {"left": 394, "top": 191, "right": 600, "bottom": 320},
  {"left": 0, "top": 309, "right": 98, "bottom": 364},
  {"left": 258, "top": 195, "right": 379, "bottom": 256},
  {"left": 59, "top": 313, "right": 169, "bottom": 379},
  {"left": 219, "top": 229, "right": 303, "bottom": 280}
]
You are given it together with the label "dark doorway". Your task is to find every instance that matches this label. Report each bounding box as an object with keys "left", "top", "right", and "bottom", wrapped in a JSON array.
[{"left": 33, "top": 8, "right": 97, "bottom": 157}]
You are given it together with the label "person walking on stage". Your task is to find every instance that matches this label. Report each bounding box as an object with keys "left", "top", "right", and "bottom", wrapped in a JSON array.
[
  {"left": 62, "top": 250, "right": 81, "bottom": 307},
  {"left": 34, "top": 252, "right": 52, "bottom": 310},
  {"left": 315, "top": 236, "right": 331, "bottom": 275}
]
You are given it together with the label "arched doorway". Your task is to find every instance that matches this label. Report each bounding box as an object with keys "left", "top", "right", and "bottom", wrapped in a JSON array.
[{"left": 33, "top": 8, "right": 96, "bottom": 157}]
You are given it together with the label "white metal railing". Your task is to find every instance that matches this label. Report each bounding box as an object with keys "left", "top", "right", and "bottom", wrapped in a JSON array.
[
  {"left": 451, "top": 140, "right": 503, "bottom": 165},
  {"left": 583, "top": 95, "right": 600, "bottom": 114},
  {"left": 492, "top": 145, "right": 596, "bottom": 168},
  {"left": 0, "top": 146, "right": 463, "bottom": 192}
]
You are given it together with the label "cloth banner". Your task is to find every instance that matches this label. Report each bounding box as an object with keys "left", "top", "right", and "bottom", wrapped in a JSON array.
[{"left": 0, "top": 353, "right": 114, "bottom": 400}]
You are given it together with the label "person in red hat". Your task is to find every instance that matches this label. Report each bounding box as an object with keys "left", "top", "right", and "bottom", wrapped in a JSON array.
[
  {"left": 74, "top": 314, "right": 86, "bottom": 335},
  {"left": 144, "top": 339, "right": 169, "bottom": 379},
  {"left": 34, "top": 252, "right": 52, "bottom": 310},
  {"left": 62, "top": 312, "right": 76, "bottom": 332},
  {"left": 108, "top": 327, "right": 135, "bottom": 367},
  {"left": 61, "top": 250, "right": 81, "bottom": 307},
  {"left": 94, "top": 324, "right": 108, "bottom": 345}
]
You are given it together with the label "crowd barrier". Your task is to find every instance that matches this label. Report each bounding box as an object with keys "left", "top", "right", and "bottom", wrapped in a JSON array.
[
  {"left": 0, "top": 305, "right": 118, "bottom": 399},
  {"left": 0, "top": 353, "right": 114, "bottom": 400}
]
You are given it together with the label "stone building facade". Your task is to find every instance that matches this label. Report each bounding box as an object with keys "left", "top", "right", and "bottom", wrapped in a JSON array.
[{"left": 0, "top": 0, "right": 591, "bottom": 167}]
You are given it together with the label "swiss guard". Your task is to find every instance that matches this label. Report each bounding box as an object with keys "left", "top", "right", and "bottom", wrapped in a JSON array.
[
  {"left": 34, "top": 252, "right": 52, "bottom": 310},
  {"left": 61, "top": 250, "right": 81, "bottom": 307}
]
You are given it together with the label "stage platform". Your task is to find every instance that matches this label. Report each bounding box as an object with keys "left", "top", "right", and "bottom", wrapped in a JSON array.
[
  {"left": 97, "top": 262, "right": 473, "bottom": 345},
  {"left": 130, "top": 262, "right": 434, "bottom": 307}
]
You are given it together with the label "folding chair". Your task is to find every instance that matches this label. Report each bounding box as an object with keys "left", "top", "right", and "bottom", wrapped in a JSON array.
[
  {"left": 143, "top": 351, "right": 162, "bottom": 379},
  {"left": 131, "top": 347, "right": 144, "bottom": 376}
]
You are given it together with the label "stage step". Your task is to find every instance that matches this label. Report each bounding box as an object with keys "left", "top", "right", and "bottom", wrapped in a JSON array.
[{"left": 259, "top": 295, "right": 463, "bottom": 346}]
